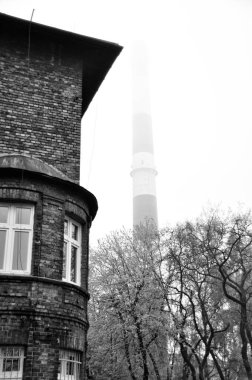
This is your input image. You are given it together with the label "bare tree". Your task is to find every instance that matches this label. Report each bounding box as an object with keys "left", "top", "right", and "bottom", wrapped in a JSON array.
[
  {"left": 87, "top": 227, "right": 168, "bottom": 380},
  {"left": 87, "top": 211, "right": 252, "bottom": 379}
]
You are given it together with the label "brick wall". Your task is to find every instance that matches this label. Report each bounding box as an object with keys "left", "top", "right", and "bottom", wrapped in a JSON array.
[
  {"left": 0, "top": 278, "right": 88, "bottom": 380},
  {"left": 0, "top": 169, "right": 91, "bottom": 379},
  {"left": 0, "top": 170, "right": 91, "bottom": 288},
  {"left": 0, "top": 12, "right": 117, "bottom": 379},
  {"left": 0, "top": 29, "right": 83, "bottom": 182}
]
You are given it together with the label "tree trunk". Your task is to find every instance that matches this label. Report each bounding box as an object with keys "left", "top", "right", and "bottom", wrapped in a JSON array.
[
  {"left": 182, "top": 361, "right": 190, "bottom": 380},
  {"left": 135, "top": 319, "right": 149, "bottom": 380},
  {"left": 209, "top": 349, "right": 225, "bottom": 380},
  {"left": 147, "top": 348, "right": 161, "bottom": 380},
  {"left": 118, "top": 312, "right": 137, "bottom": 380},
  {"left": 180, "top": 343, "right": 197, "bottom": 380},
  {"left": 240, "top": 307, "right": 252, "bottom": 380}
]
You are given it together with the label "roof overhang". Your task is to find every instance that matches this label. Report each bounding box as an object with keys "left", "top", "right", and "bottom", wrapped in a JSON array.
[
  {"left": 0, "top": 154, "right": 98, "bottom": 221},
  {"left": 0, "top": 12, "right": 123, "bottom": 116}
]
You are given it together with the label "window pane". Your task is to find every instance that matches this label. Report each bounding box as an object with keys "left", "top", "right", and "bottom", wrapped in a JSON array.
[
  {"left": 1, "top": 347, "right": 23, "bottom": 377},
  {"left": 0, "top": 207, "right": 8, "bottom": 223},
  {"left": 63, "top": 242, "right": 67, "bottom": 279},
  {"left": 59, "top": 350, "right": 81, "bottom": 380},
  {"left": 67, "top": 356, "right": 75, "bottom": 375},
  {"left": 3, "top": 347, "right": 14, "bottom": 356},
  {"left": 3, "top": 358, "right": 20, "bottom": 372},
  {"left": 71, "top": 246, "right": 77, "bottom": 282},
  {"left": 64, "top": 220, "right": 68, "bottom": 235},
  {"left": 72, "top": 224, "right": 78, "bottom": 241},
  {"left": 12, "top": 231, "right": 29, "bottom": 270},
  {"left": 15, "top": 207, "right": 31, "bottom": 225},
  {"left": 0, "top": 230, "right": 6, "bottom": 269},
  {"left": 13, "top": 348, "right": 21, "bottom": 356}
]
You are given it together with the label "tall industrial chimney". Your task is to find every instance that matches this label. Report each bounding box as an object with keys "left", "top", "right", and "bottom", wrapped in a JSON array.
[{"left": 131, "top": 41, "right": 158, "bottom": 227}]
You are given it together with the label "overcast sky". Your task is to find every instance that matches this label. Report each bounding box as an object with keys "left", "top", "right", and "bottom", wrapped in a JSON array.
[{"left": 2, "top": 0, "right": 252, "bottom": 245}]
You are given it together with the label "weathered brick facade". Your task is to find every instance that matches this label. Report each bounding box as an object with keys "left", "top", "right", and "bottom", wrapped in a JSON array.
[
  {"left": 0, "top": 12, "right": 122, "bottom": 380},
  {"left": 0, "top": 23, "right": 83, "bottom": 183},
  {"left": 0, "top": 13, "right": 121, "bottom": 184}
]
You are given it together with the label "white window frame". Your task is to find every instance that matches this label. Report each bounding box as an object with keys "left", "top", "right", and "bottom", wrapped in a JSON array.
[
  {"left": 0, "top": 346, "right": 25, "bottom": 380},
  {"left": 0, "top": 203, "right": 34, "bottom": 275},
  {"left": 58, "top": 350, "right": 81, "bottom": 380},
  {"left": 63, "top": 216, "right": 81, "bottom": 286}
]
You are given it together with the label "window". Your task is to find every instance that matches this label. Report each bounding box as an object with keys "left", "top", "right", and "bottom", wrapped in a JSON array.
[
  {"left": 0, "top": 346, "right": 24, "bottom": 380},
  {"left": 63, "top": 217, "right": 81, "bottom": 285},
  {"left": 0, "top": 204, "right": 34, "bottom": 274},
  {"left": 58, "top": 350, "right": 81, "bottom": 380}
]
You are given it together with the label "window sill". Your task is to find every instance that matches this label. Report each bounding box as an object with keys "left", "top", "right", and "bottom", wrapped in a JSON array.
[{"left": 0, "top": 274, "right": 89, "bottom": 298}]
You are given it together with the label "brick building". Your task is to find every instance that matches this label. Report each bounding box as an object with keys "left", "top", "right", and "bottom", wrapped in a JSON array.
[{"left": 0, "top": 12, "right": 122, "bottom": 380}]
